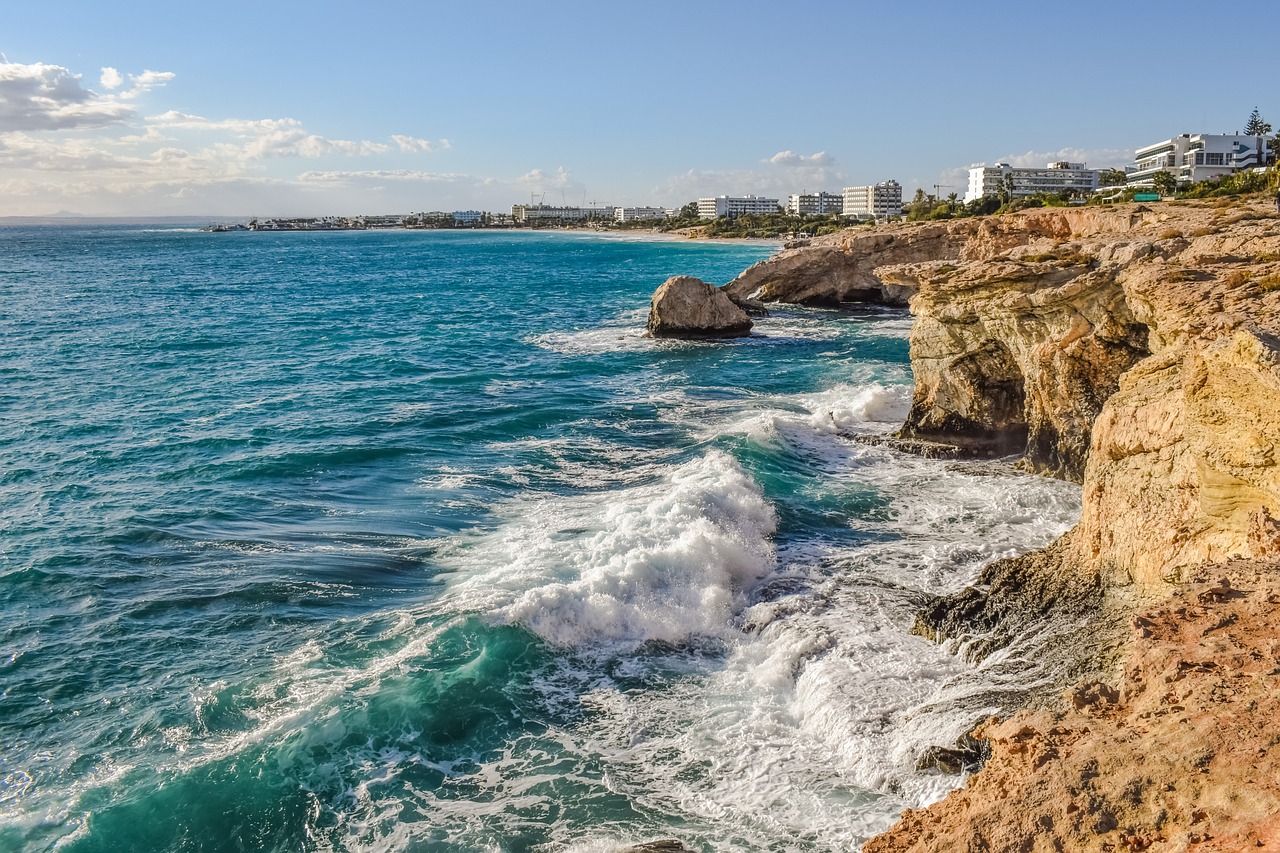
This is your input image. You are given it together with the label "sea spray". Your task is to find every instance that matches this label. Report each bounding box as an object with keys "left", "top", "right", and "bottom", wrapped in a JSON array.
[{"left": 465, "top": 450, "right": 777, "bottom": 647}]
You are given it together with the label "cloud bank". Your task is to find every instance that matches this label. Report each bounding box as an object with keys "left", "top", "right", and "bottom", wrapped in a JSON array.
[{"left": 0, "top": 57, "right": 461, "bottom": 216}]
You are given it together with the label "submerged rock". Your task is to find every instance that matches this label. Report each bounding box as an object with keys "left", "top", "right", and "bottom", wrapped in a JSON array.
[
  {"left": 646, "top": 275, "right": 752, "bottom": 339},
  {"left": 616, "top": 841, "right": 694, "bottom": 853}
]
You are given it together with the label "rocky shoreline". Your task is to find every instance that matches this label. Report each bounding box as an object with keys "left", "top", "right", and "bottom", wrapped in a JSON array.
[{"left": 646, "top": 199, "right": 1280, "bottom": 850}]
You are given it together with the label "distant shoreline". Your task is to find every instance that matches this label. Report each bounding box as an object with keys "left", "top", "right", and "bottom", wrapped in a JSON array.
[{"left": 0, "top": 216, "right": 783, "bottom": 247}]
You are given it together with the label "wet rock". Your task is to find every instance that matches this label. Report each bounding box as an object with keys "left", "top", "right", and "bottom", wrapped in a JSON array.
[
  {"left": 617, "top": 841, "right": 694, "bottom": 853},
  {"left": 916, "top": 733, "right": 991, "bottom": 775}
]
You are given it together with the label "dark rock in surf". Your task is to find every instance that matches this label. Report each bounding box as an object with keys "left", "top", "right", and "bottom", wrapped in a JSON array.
[{"left": 617, "top": 842, "right": 694, "bottom": 853}]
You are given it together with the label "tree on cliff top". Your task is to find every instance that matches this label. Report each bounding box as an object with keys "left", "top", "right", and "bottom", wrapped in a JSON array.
[{"left": 1245, "top": 108, "right": 1272, "bottom": 136}]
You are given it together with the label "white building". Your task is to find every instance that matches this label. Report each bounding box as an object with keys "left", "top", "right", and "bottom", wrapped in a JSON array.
[
  {"left": 511, "top": 204, "right": 615, "bottom": 224},
  {"left": 452, "top": 210, "right": 483, "bottom": 226},
  {"left": 964, "top": 162, "right": 1100, "bottom": 203},
  {"left": 615, "top": 206, "right": 669, "bottom": 222},
  {"left": 697, "top": 195, "right": 780, "bottom": 219},
  {"left": 842, "top": 180, "right": 903, "bottom": 219},
  {"left": 786, "top": 192, "right": 844, "bottom": 215},
  {"left": 1127, "top": 133, "right": 1275, "bottom": 187}
]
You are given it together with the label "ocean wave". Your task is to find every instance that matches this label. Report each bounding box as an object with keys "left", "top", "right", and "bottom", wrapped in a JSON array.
[{"left": 445, "top": 449, "right": 777, "bottom": 648}]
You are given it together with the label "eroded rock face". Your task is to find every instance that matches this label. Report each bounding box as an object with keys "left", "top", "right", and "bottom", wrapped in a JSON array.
[
  {"left": 1077, "top": 328, "right": 1280, "bottom": 591},
  {"left": 718, "top": 207, "right": 1149, "bottom": 308},
  {"left": 895, "top": 252, "right": 1150, "bottom": 481},
  {"left": 868, "top": 200, "right": 1280, "bottom": 851},
  {"left": 646, "top": 275, "right": 752, "bottom": 339},
  {"left": 868, "top": 559, "right": 1280, "bottom": 853}
]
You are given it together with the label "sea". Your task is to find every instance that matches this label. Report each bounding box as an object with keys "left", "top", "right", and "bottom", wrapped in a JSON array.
[{"left": 0, "top": 226, "right": 1081, "bottom": 852}]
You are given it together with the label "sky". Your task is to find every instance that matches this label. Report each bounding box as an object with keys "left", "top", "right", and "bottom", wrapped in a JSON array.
[{"left": 2, "top": 0, "right": 1276, "bottom": 217}]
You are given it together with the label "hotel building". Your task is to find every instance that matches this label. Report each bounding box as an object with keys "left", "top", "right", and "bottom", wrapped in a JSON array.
[
  {"left": 511, "top": 204, "right": 616, "bottom": 224},
  {"left": 964, "top": 162, "right": 1100, "bottom": 203},
  {"left": 1126, "top": 133, "right": 1275, "bottom": 187},
  {"left": 786, "top": 192, "right": 845, "bottom": 215},
  {"left": 615, "top": 206, "right": 669, "bottom": 222},
  {"left": 842, "top": 180, "right": 903, "bottom": 219},
  {"left": 697, "top": 195, "right": 781, "bottom": 219}
]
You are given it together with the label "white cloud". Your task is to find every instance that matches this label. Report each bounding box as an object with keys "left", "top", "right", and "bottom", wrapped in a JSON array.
[
  {"left": 118, "top": 69, "right": 176, "bottom": 100},
  {"left": 392, "top": 134, "right": 439, "bottom": 153},
  {"left": 0, "top": 61, "right": 135, "bottom": 130},
  {"left": 996, "top": 146, "right": 1132, "bottom": 170},
  {"left": 655, "top": 149, "right": 844, "bottom": 204},
  {"left": 518, "top": 166, "right": 574, "bottom": 190},
  {"left": 150, "top": 110, "right": 391, "bottom": 159},
  {"left": 0, "top": 57, "right": 456, "bottom": 214},
  {"left": 767, "top": 150, "right": 835, "bottom": 167},
  {"left": 654, "top": 168, "right": 786, "bottom": 202},
  {"left": 298, "top": 169, "right": 470, "bottom": 184}
]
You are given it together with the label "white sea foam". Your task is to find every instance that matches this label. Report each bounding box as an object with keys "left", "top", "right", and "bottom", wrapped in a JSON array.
[
  {"left": 75, "top": 309, "right": 1076, "bottom": 851},
  {"left": 799, "top": 382, "right": 913, "bottom": 432},
  {"left": 445, "top": 449, "right": 777, "bottom": 647},
  {"left": 699, "top": 382, "right": 913, "bottom": 450},
  {"left": 853, "top": 315, "right": 915, "bottom": 340},
  {"left": 549, "top": 452, "right": 1082, "bottom": 845}
]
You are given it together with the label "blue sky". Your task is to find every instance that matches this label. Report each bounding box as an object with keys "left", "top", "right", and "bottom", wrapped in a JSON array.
[{"left": 2, "top": 0, "right": 1275, "bottom": 216}]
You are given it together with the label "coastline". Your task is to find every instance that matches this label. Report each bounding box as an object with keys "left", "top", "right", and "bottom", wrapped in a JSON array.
[{"left": 669, "top": 199, "right": 1280, "bottom": 850}]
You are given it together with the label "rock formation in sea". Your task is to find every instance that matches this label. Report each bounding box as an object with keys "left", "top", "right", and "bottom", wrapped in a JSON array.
[
  {"left": 646, "top": 275, "right": 754, "bottom": 339},
  {"left": 657, "top": 198, "right": 1280, "bottom": 849}
]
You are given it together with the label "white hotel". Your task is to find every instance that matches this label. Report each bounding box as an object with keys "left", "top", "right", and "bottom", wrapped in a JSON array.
[
  {"left": 842, "top": 180, "right": 903, "bottom": 219},
  {"left": 697, "top": 195, "right": 781, "bottom": 219},
  {"left": 964, "top": 162, "right": 1100, "bottom": 203},
  {"left": 786, "top": 192, "right": 845, "bottom": 215},
  {"left": 1126, "top": 133, "right": 1274, "bottom": 187},
  {"left": 614, "top": 206, "right": 669, "bottom": 223},
  {"left": 511, "top": 204, "right": 616, "bottom": 223}
]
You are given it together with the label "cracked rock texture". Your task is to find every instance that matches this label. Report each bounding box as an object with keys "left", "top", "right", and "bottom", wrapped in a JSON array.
[
  {"left": 867, "top": 561, "right": 1280, "bottom": 853},
  {"left": 865, "top": 200, "right": 1280, "bottom": 850}
]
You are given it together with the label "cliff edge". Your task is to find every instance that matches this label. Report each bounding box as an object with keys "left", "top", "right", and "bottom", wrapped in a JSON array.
[
  {"left": 870, "top": 200, "right": 1280, "bottom": 849},
  {"left": 674, "top": 199, "right": 1280, "bottom": 849}
]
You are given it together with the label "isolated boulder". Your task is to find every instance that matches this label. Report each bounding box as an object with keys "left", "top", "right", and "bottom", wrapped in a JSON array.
[{"left": 646, "top": 275, "right": 752, "bottom": 339}]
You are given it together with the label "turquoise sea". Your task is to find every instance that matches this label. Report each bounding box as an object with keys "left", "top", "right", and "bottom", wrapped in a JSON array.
[{"left": 0, "top": 227, "right": 1080, "bottom": 851}]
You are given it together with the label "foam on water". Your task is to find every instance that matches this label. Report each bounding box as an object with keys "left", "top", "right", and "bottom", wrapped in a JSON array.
[
  {"left": 3, "top": 227, "right": 1087, "bottom": 852},
  {"left": 445, "top": 449, "right": 777, "bottom": 647}
]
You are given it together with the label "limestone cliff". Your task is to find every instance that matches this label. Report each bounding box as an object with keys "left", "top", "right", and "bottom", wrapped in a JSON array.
[
  {"left": 868, "top": 561, "right": 1280, "bottom": 853},
  {"left": 684, "top": 199, "right": 1280, "bottom": 849},
  {"left": 725, "top": 202, "right": 1280, "bottom": 594},
  {"left": 874, "top": 199, "right": 1280, "bottom": 849}
]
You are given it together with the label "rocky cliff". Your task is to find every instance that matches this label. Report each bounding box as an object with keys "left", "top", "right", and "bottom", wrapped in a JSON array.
[
  {"left": 876, "top": 200, "right": 1280, "bottom": 850},
  {"left": 722, "top": 202, "right": 1280, "bottom": 595},
  {"left": 867, "top": 561, "right": 1280, "bottom": 853},
  {"left": 669, "top": 199, "right": 1280, "bottom": 849}
]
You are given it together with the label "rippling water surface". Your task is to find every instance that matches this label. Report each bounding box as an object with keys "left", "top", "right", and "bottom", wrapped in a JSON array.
[{"left": 0, "top": 226, "right": 1080, "bottom": 851}]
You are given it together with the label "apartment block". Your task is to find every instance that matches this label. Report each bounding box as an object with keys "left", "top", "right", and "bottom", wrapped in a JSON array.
[
  {"left": 1127, "top": 133, "right": 1274, "bottom": 186},
  {"left": 842, "top": 180, "right": 903, "bottom": 219},
  {"left": 697, "top": 195, "right": 781, "bottom": 219},
  {"left": 786, "top": 192, "right": 844, "bottom": 215},
  {"left": 615, "top": 206, "right": 669, "bottom": 222},
  {"left": 964, "top": 162, "right": 1099, "bottom": 203}
]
